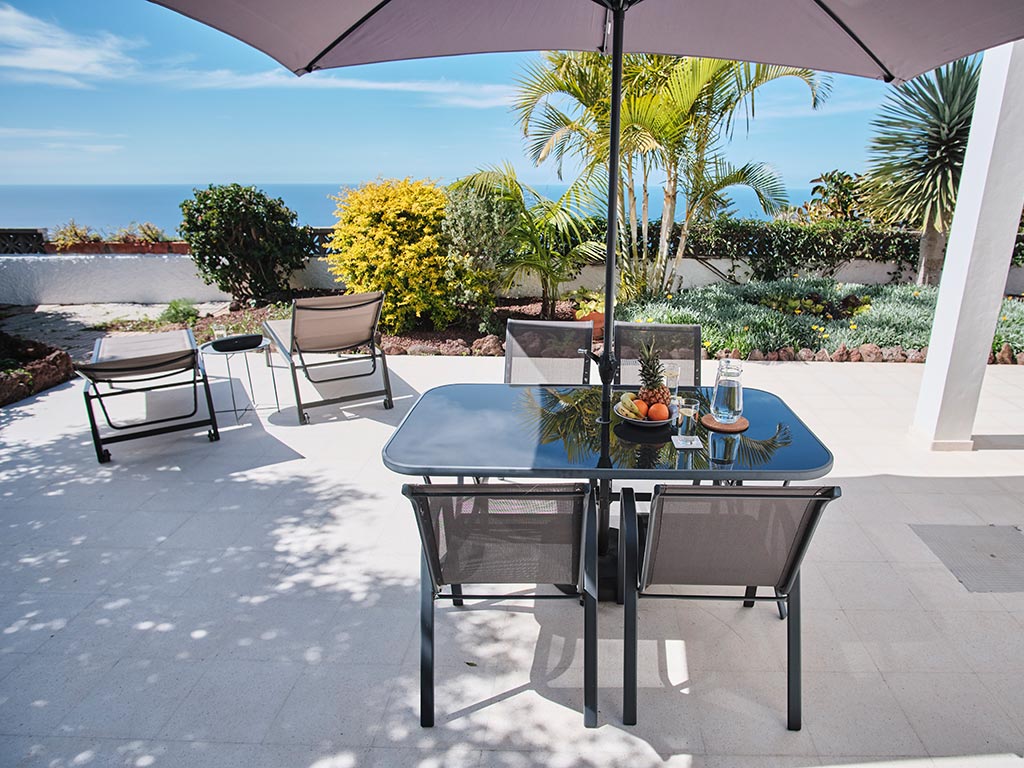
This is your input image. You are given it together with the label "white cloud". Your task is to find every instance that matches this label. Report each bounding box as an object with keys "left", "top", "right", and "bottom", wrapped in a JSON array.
[
  {"left": 0, "top": 127, "right": 97, "bottom": 138},
  {"left": 0, "top": 3, "right": 140, "bottom": 87},
  {"left": 0, "top": 5, "right": 514, "bottom": 108},
  {"left": 155, "top": 66, "right": 516, "bottom": 108}
]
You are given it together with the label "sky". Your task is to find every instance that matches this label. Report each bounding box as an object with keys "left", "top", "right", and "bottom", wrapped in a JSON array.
[{"left": 0, "top": 0, "right": 894, "bottom": 195}]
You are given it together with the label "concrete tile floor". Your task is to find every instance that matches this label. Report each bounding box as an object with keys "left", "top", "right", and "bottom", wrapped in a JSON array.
[{"left": 2, "top": 351, "right": 1024, "bottom": 767}]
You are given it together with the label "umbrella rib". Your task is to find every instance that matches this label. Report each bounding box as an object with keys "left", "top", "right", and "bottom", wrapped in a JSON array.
[
  {"left": 811, "top": 0, "right": 895, "bottom": 82},
  {"left": 299, "top": 0, "right": 395, "bottom": 74}
]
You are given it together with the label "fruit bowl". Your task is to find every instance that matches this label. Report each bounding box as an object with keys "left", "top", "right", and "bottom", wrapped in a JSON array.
[{"left": 614, "top": 402, "right": 676, "bottom": 428}]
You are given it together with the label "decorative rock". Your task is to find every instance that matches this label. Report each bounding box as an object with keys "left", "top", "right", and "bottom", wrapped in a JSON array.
[
  {"left": 988, "top": 351, "right": 996, "bottom": 365},
  {"left": 381, "top": 342, "right": 406, "bottom": 355},
  {"left": 1018, "top": 352, "right": 1024, "bottom": 366},
  {"left": 747, "top": 349, "right": 765, "bottom": 361},
  {"left": 996, "top": 342, "right": 1015, "bottom": 365},
  {"left": 849, "top": 349, "right": 863, "bottom": 362},
  {"left": 715, "top": 349, "right": 730, "bottom": 359},
  {"left": 730, "top": 348, "right": 743, "bottom": 359},
  {"left": 832, "top": 343, "right": 850, "bottom": 362},
  {"left": 906, "top": 348, "right": 926, "bottom": 363},
  {"left": 441, "top": 339, "right": 471, "bottom": 356},
  {"left": 778, "top": 347, "right": 796, "bottom": 362},
  {"left": 0, "top": 334, "right": 73, "bottom": 407},
  {"left": 797, "top": 348, "right": 815, "bottom": 362},
  {"left": 858, "top": 343, "right": 883, "bottom": 363},
  {"left": 881, "top": 345, "right": 907, "bottom": 363},
  {"left": 471, "top": 334, "right": 504, "bottom": 356},
  {"left": 407, "top": 344, "right": 436, "bottom": 356},
  {"left": 814, "top": 348, "right": 832, "bottom": 362},
  {"left": 766, "top": 350, "right": 779, "bottom": 362},
  {"left": 700, "top": 348, "right": 710, "bottom": 359}
]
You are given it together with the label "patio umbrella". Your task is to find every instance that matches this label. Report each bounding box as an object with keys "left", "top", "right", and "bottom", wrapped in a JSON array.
[{"left": 150, "top": 0, "right": 1024, "bottom": 426}]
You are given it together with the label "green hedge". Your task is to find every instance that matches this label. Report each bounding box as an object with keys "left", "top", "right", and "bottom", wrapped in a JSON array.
[{"left": 621, "top": 217, "right": 1024, "bottom": 280}]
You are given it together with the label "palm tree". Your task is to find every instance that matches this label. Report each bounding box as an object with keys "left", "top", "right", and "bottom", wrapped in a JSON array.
[
  {"left": 860, "top": 57, "right": 981, "bottom": 285},
  {"left": 514, "top": 53, "right": 828, "bottom": 295},
  {"left": 454, "top": 163, "right": 604, "bottom": 319}
]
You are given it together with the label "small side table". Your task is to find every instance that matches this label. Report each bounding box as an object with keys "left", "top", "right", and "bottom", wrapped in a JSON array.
[{"left": 199, "top": 336, "right": 280, "bottom": 422}]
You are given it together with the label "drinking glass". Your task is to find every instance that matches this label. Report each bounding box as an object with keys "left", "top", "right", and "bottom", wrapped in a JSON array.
[
  {"left": 212, "top": 325, "right": 228, "bottom": 340},
  {"left": 662, "top": 363, "right": 681, "bottom": 396},
  {"left": 711, "top": 359, "right": 743, "bottom": 423},
  {"left": 677, "top": 397, "right": 700, "bottom": 436}
]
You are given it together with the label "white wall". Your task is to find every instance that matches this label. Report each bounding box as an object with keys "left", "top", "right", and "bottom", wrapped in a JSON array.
[{"left": 2, "top": 252, "right": 1022, "bottom": 305}]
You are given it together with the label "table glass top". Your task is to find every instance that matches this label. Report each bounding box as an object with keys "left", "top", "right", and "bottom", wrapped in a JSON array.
[{"left": 383, "top": 384, "right": 832, "bottom": 481}]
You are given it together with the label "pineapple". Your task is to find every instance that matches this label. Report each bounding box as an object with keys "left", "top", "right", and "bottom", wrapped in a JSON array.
[{"left": 637, "top": 340, "right": 672, "bottom": 406}]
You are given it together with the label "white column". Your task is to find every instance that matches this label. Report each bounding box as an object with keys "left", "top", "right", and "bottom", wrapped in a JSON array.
[{"left": 912, "top": 41, "right": 1024, "bottom": 451}]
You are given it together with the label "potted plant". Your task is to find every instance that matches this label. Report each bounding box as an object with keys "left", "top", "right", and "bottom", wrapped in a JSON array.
[{"left": 570, "top": 288, "right": 605, "bottom": 340}]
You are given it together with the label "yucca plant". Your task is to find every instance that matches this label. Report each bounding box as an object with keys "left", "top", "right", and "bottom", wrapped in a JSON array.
[{"left": 860, "top": 57, "right": 980, "bottom": 285}]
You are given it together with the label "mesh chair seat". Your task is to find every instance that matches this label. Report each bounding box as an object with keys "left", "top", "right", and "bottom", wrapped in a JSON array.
[
  {"left": 74, "top": 329, "right": 218, "bottom": 463},
  {"left": 620, "top": 484, "right": 840, "bottom": 731},
  {"left": 504, "top": 319, "right": 593, "bottom": 385},
  {"left": 614, "top": 322, "right": 701, "bottom": 388},
  {"left": 404, "top": 482, "right": 598, "bottom": 728},
  {"left": 263, "top": 291, "right": 393, "bottom": 423}
]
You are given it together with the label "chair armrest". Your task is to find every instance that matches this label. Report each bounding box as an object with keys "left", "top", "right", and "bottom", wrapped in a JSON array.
[
  {"left": 620, "top": 486, "right": 640, "bottom": 592},
  {"left": 261, "top": 321, "right": 294, "bottom": 366}
]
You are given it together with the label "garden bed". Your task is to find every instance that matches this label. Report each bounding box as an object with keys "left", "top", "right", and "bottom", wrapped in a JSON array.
[{"left": 0, "top": 332, "right": 74, "bottom": 406}]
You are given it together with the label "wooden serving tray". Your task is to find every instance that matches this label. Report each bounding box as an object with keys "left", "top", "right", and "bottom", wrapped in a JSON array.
[{"left": 701, "top": 414, "right": 749, "bottom": 433}]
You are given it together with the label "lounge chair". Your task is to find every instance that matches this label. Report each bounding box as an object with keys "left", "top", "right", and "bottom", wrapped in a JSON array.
[
  {"left": 504, "top": 319, "right": 593, "bottom": 385},
  {"left": 76, "top": 329, "right": 219, "bottom": 464},
  {"left": 263, "top": 292, "right": 393, "bottom": 425},
  {"left": 403, "top": 482, "right": 599, "bottom": 728},
  {"left": 619, "top": 484, "right": 840, "bottom": 730}
]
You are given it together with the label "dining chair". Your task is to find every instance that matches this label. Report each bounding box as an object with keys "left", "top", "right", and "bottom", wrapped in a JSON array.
[
  {"left": 613, "top": 321, "right": 702, "bottom": 388},
  {"left": 504, "top": 319, "right": 593, "bottom": 385},
  {"left": 619, "top": 484, "right": 840, "bottom": 730},
  {"left": 403, "top": 482, "right": 598, "bottom": 728},
  {"left": 263, "top": 291, "right": 393, "bottom": 424}
]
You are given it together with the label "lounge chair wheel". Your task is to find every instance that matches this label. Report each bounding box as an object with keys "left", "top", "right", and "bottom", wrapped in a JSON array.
[
  {"left": 301, "top": 412, "right": 311, "bottom": 425},
  {"left": 384, "top": 397, "right": 394, "bottom": 410},
  {"left": 208, "top": 430, "right": 219, "bottom": 442},
  {"left": 99, "top": 449, "right": 111, "bottom": 464}
]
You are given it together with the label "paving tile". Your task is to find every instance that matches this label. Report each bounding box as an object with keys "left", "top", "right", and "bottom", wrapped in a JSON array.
[
  {"left": 0, "top": 593, "right": 94, "bottom": 654},
  {"left": 893, "top": 562, "right": 1006, "bottom": 613},
  {"left": 929, "top": 611, "right": 1024, "bottom": 674},
  {"left": 90, "top": 510, "right": 192, "bottom": 549},
  {"left": 1, "top": 545, "right": 148, "bottom": 595},
  {"left": 0, "top": 654, "right": 115, "bottom": 736},
  {"left": 264, "top": 663, "right": 397, "bottom": 748},
  {"left": 804, "top": 671, "right": 927, "bottom": 757},
  {"left": 845, "top": 610, "right": 967, "bottom": 673},
  {"left": 884, "top": 672, "right": 1024, "bottom": 757},
  {"left": 819, "top": 562, "right": 923, "bottom": 612},
  {"left": 157, "top": 659, "right": 302, "bottom": 743},
  {"left": 803, "top": 521, "right": 886, "bottom": 563}
]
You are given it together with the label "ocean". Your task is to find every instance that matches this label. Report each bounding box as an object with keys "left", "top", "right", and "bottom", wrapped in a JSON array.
[{"left": 0, "top": 183, "right": 811, "bottom": 237}]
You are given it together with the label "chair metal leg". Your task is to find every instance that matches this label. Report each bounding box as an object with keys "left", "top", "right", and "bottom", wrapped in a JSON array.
[
  {"left": 743, "top": 585, "right": 757, "bottom": 608},
  {"left": 83, "top": 386, "right": 110, "bottom": 463},
  {"left": 775, "top": 587, "right": 788, "bottom": 620},
  {"left": 622, "top": 487, "right": 638, "bottom": 726},
  {"left": 378, "top": 347, "right": 394, "bottom": 409},
  {"left": 787, "top": 571, "right": 801, "bottom": 731},
  {"left": 420, "top": 553, "right": 435, "bottom": 728},
  {"left": 451, "top": 584, "right": 464, "bottom": 607},
  {"left": 583, "top": 493, "right": 598, "bottom": 728},
  {"left": 288, "top": 363, "right": 308, "bottom": 425},
  {"left": 200, "top": 368, "right": 220, "bottom": 441}
]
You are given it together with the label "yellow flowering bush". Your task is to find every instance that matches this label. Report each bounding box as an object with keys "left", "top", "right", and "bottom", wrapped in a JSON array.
[{"left": 326, "top": 179, "right": 474, "bottom": 333}]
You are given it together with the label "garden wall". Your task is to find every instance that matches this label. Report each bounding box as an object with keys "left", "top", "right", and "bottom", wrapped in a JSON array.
[{"left": 1, "top": 252, "right": 1022, "bottom": 305}]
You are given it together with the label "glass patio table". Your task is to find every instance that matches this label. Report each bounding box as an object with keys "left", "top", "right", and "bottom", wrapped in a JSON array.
[
  {"left": 383, "top": 382, "right": 833, "bottom": 599},
  {"left": 382, "top": 383, "right": 832, "bottom": 483}
]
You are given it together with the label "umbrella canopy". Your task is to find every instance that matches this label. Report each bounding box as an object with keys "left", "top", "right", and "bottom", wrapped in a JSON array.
[
  {"left": 153, "top": 0, "right": 1024, "bottom": 84},
  {"left": 150, "top": 0, "right": 1024, "bottom": 430}
]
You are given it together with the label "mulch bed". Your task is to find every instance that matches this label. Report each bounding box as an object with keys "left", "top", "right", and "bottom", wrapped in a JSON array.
[{"left": 0, "top": 332, "right": 74, "bottom": 407}]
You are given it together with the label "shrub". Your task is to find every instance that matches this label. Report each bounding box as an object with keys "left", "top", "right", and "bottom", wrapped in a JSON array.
[
  {"left": 51, "top": 219, "right": 102, "bottom": 251},
  {"left": 442, "top": 185, "right": 519, "bottom": 332},
  {"left": 179, "top": 184, "right": 317, "bottom": 304},
  {"left": 111, "top": 221, "right": 171, "bottom": 244},
  {"left": 158, "top": 299, "right": 199, "bottom": 325},
  {"left": 326, "top": 178, "right": 466, "bottom": 334}
]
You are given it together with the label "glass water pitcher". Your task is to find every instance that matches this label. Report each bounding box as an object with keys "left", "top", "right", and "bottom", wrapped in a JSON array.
[{"left": 711, "top": 359, "right": 743, "bottom": 423}]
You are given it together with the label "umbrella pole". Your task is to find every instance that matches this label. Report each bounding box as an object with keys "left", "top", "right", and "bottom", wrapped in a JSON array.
[
  {"left": 598, "top": 5, "right": 625, "bottom": 431},
  {"left": 596, "top": 5, "right": 625, "bottom": 561}
]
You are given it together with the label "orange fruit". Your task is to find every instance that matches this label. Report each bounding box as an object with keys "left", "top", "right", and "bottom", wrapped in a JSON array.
[
  {"left": 648, "top": 403, "right": 670, "bottom": 421},
  {"left": 647, "top": 403, "right": 671, "bottom": 421},
  {"left": 632, "top": 400, "right": 649, "bottom": 418}
]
